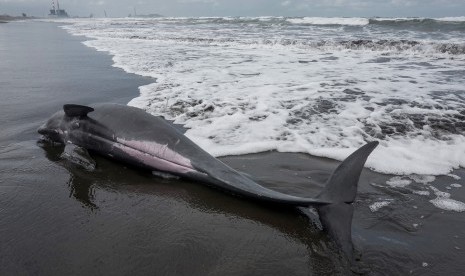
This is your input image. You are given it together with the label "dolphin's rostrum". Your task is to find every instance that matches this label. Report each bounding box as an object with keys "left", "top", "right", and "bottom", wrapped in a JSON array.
[{"left": 38, "top": 103, "right": 378, "bottom": 262}]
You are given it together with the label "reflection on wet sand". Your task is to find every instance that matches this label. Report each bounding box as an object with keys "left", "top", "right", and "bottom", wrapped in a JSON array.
[{"left": 39, "top": 141, "right": 355, "bottom": 275}]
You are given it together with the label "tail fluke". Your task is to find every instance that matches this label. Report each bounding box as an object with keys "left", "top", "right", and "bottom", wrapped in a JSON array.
[{"left": 316, "top": 141, "right": 379, "bottom": 261}]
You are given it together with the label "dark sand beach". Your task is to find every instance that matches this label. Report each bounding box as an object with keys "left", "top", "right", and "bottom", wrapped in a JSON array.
[
  {"left": 1, "top": 21, "right": 465, "bottom": 275},
  {"left": 0, "top": 15, "right": 36, "bottom": 23}
]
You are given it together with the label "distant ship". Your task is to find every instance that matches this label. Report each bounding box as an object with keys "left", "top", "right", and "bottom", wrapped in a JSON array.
[{"left": 49, "top": 0, "right": 69, "bottom": 18}]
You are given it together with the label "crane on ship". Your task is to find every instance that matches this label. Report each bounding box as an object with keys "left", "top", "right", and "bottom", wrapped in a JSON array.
[{"left": 49, "top": 0, "right": 69, "bottom": 17}]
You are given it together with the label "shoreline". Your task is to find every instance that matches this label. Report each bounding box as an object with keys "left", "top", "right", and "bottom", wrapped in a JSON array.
[
  {"left": 1, "top": 21, "right": 464, "bottom": 275},
  {"left": 0, "top": 15, "right": 37, "bottom": 23}
]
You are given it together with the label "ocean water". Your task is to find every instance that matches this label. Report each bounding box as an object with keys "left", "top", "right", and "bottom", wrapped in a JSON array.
[{"left": 58, "top": 17, "right": 465, "bottom": 176}]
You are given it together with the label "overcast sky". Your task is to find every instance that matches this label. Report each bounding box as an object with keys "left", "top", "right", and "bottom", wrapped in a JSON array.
[{"left": 1, "top": 0, "right": 464, "bottom": 18}]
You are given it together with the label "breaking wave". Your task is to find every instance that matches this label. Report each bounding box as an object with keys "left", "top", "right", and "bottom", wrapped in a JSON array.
[
  {"left": 59, "top": 17, "right": 465, "bottom": 176},
  {"left": 124, "top": 35, "right": 465, "bottom": 55}
]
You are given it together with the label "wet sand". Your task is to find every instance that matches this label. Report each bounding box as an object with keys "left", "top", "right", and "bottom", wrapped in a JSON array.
[
  {"left": 0, "top": 15, "right": 36, "bottom": 22},
  {"left": 1, "top": 21, "right": 464, "bottom": 275}
]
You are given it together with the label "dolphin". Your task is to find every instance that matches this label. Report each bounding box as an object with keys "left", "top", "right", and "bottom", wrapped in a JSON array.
[{"left": 38, "top": 103, "right": 378, "bottom": 262}]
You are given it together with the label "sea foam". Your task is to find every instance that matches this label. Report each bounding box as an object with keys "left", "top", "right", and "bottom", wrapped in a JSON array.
[
  {"left": 286, "top": 17, "right": 369, "bottom": 26},
  {"left": 430, "top": 198, "right": 465, "bottom": 212},
  {"left": 60, "top": 18, "right": 465, "bottom": 176},
  {"left": 369, "top": 201, "right": 392, "bottom": 212}
]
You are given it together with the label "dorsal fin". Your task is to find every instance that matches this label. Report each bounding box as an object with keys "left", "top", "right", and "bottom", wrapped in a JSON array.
[{"left": 63, "top": 104, "right": 94, "bottom": 118}]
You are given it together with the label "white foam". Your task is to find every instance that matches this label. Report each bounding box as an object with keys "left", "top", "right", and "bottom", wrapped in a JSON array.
[
  {"left": 435, "top": 16, "right": 465, "bottom": 22},
  {"left": 447, "top": 174, "right": 461, "bottom": 180},
  {"left": 386, "top": 176, "right": 412, "bottom": 188},
  {"left": 61, "top": 18, "right": 465, "bottom": 176},
  {"left": 430, "top": 186, "right": 450, "bottom": 198},
  {"left": 450, "top": 183, "right": 462, "bottom": 188},
  {"left": 372, "top": 17, "right": 425, "bottom": 21},
  {"left": 430, "top": 198, "right": 465, "bottom": 212},
  {"left": 287, "top": 17, "right": 369, "bottom": 26},
  {"left": 413, "top": 191, "right": 430, "bottom": 196},
  {"left": 369, "top": 201, "right": 392, "bottom": 212},
  {"left": 372, "top": 17, "right": 465, "bottom": 23},
  {"left": 429, "top": 186, "right": 465, "bottom": 212},
  {"left": 408, "top": 175, "right": 436, "bottom": 185}
]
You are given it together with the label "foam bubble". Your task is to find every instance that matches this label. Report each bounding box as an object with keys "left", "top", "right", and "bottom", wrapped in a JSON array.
[
  {"left": 447, "top": 174, "right": 461, "bottom": 180},
  {"left": 430, "top": 198, "right": 465, "bottom": 212},
  {"left": 413, "top": 191, "right": 430, "bottom": 196},
  {"left": 369, "top": 201, "right": 392, "bottom": 212},
  {"left": 430, "top": 186, "right": 450, "bottom": 198},
  {"left": 386, "top": 177, "right": 412, "bottom": 188},
  {"left": 428, "top": 186, "right": 465, "bottom": 212},
  {"left": 408, "top": 175, "right": 436, "bottom": 185}
]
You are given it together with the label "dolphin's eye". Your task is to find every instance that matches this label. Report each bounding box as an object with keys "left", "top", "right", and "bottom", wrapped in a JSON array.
[{"left": 71, "top": 122, "right": 80, "bottom": 129}]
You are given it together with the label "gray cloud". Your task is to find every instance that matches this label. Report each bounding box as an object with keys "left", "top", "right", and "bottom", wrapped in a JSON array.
[{"left": 1, "top": 0, "right": 464, "bottom": 17}]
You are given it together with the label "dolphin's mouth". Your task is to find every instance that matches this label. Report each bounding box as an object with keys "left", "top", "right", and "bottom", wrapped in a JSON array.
[
  {"left": 37, "top": 126, "right": 59, "bottom": 138},
  {"left": 37, "top": 124, "right": 48, "bottom": 135},
  {"left": 38, "top": 125, "right": 62, "bottom": 143}
]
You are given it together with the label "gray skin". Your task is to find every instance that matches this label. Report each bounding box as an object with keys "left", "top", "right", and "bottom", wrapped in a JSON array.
[{"left": 38, "top": 103, "right": 378, "bottom": 263}]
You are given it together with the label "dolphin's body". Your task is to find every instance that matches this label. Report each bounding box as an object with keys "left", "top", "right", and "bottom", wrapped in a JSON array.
[{"left": 39, "top": 103, "right": 378, "bottom": 262}]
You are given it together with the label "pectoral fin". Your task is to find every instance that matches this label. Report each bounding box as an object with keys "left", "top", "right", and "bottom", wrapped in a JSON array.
[{"left": 61, "top": 143, "right": 96, "bottom": 171}]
